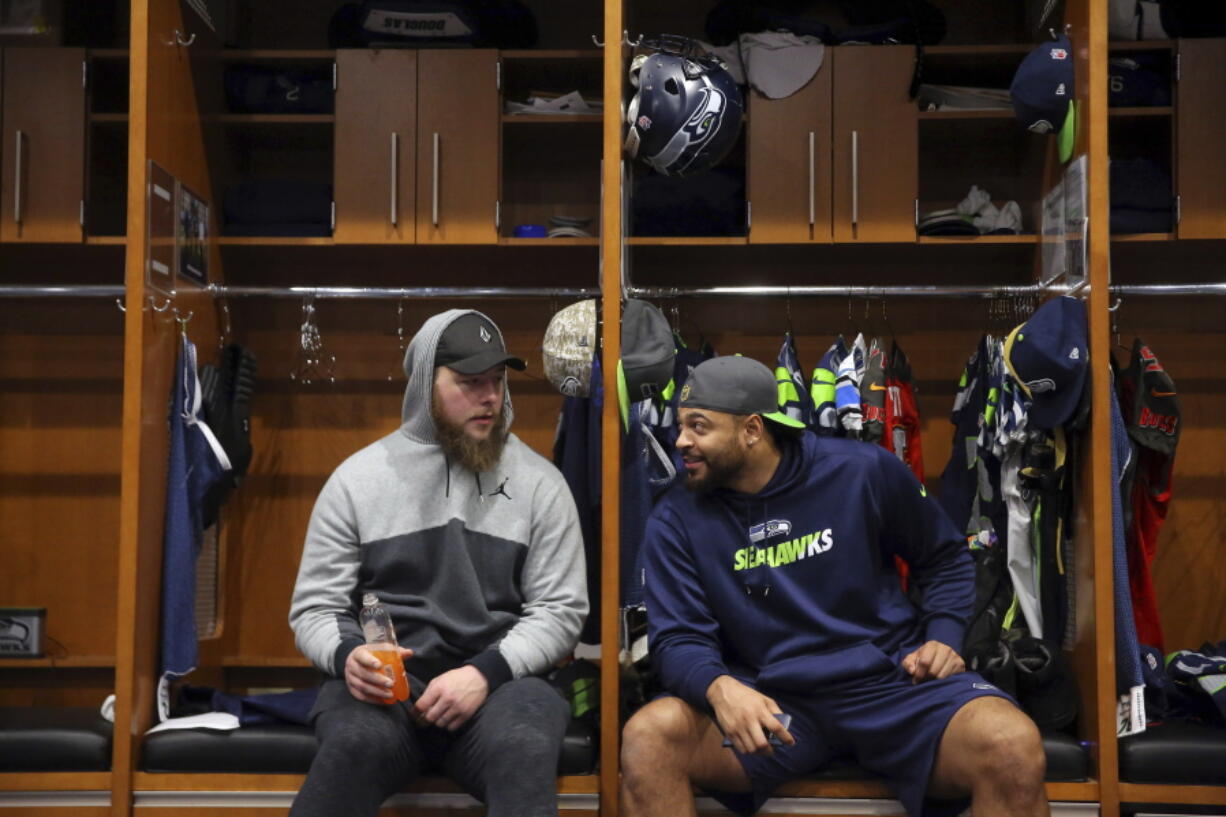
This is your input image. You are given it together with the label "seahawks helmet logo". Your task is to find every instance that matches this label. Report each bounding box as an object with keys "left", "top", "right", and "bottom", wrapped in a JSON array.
[{"left": 647, "top": 82, "right": 729, "bottom": 176}]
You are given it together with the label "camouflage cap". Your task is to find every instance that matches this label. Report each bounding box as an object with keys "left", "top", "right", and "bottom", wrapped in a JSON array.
[{"left": 542, "top": 299, "right": 597, "bottom": 397}]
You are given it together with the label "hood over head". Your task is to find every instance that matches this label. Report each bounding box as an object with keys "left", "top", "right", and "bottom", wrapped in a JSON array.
[{"left": 400, "top": 309, "right": 516, "bottom": 443}]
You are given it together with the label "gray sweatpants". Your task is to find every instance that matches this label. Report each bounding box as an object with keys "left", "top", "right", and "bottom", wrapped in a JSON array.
[{"left": 290, "top": 676, "right": 570, "bottom": 817}]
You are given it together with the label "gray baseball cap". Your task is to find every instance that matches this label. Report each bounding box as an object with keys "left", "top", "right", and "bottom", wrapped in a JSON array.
[
  {"left": 617, "top": 299, "right": 676, "bottom": 428},
  {"left": 678, "top": 355, "right": 806, "bottom": 429}
]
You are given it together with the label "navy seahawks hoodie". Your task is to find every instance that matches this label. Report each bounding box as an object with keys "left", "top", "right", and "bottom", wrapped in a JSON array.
[{"left": 644, "top": 432, "right": 973, "bottom": 709}]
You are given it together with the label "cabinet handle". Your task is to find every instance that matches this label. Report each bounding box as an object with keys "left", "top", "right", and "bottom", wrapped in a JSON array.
[
  {"left": 390, "top": 132, "right": 399, "bottom": 227},
  {"left": 808, "top": 131, "right": 816, "bottom": 227},
  {"left": 13, "top": 130, "right": 24, "bottom": 225},
  {"left": 851, "top": 130, "right": 859, "bottom": 231},
  {"left": 431, "top": 132, "right": 440, "bottom": 228}
]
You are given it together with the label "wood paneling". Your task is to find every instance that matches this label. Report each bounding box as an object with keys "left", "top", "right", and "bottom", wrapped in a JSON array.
[
  {"left": 748, "top": 66, "right": 833, "bottom": 244},
  {"left": 417, "top": 50, "right": 499, "bottom": 245},
  {"left": 831, "top": 46, "right": 917, "bottom": 243},
  {"left": 1176, "top": 38, "right": 1226, "bottom": 239},
  {"left": 334, "top": 50, "right": 417, "bottom": 244},
  {"left": 0, "top": 48, "right": 86, "bottom": 242}
]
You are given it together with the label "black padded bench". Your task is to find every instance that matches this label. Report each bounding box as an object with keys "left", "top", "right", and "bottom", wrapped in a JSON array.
[
  {"left": 0, "top": 707, "right": 112, "bottom": 772},
  {"left": 1120, "top": 721, "right": 1226, "bottom": 786},
  {"left": 141, "top": 718, "right": 596, "bottom": 775}
]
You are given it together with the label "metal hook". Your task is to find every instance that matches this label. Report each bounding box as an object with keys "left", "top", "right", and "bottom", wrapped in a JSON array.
[
  {"left": 217, "top": 298, "right": 233, "bottom": 351},
  {"left": 150, "top": 296, "right": 172, "bottom": 313},
  {"left": 116, "top": 297, "right": 126, "bottom": 313},
  {"left": 174, "top": 29, "right": 196, "bottom": 47},
  {"left": 1107, "top": 297, "right": 1122, "bottom": 312},
  {"left": 591, "top": 33, "right": 605, "bottom": 47},
  {"left": 172, "top": 307, "right": 193, "bottom": 337},
  {"left": 623, "top": 31, "right": 643, "bottom": 47}
]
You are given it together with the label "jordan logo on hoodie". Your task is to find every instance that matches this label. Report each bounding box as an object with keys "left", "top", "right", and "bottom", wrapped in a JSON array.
[
  {"left": 488, "top": 478, "right": 512, "bottom": 501},
  {"left": 734, "top": 528, "right": 834, "bottom": 571}
]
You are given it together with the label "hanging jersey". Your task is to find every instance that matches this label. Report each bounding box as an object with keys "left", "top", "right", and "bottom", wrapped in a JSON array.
[
  {"left": 860, "top": 338, "right": 887, "bottom": 442},
  {"left": 883, "top": 340, "right": 924, "bottom": 482},
  {"left": 159, "top": 335, "right": 232, "bottom": 721},
  {"left": 836, "top": 334, "right": 867, "bottom": 435},
  {"left": 1117, "top": 338, "right": 1180, "bottom": 652},
  {"left": 648, "top": 333, "right": 716, "bottom": 480},
  {"left": 775, "top": 331, "right": 813, "bottom": 427},
  {"left": 1109, "top": 384, "right": 1147, "bottom": 715},
  {"left": 554, "top": 357, "right": 604, "bottom": 643},
  {"left": 810, "top": 336, "right": 847, "bottom": 436}
]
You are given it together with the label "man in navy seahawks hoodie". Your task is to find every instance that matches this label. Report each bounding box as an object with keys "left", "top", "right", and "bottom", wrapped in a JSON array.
[{"left": 621, "top": 356, "right": 1048, "bottom": 817}]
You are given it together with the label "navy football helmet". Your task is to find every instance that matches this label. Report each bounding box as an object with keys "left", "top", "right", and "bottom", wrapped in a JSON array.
[{"left": 624, "top": 38, "right": 744, "bottom": 177}]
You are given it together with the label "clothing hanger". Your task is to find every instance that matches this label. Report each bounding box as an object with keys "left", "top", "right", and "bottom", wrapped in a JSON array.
[
  {"left": 173, "top": 306, "right": 193, "bottom": 341},
  {"left": 1109, "top": 297, "right": 1130, "bottom": 355},
  {"left": 387, "top": 297, "right": 409, "bottom": 382},
  {"left": 291, "top": 295, "right": 335, "bottom": 385}
]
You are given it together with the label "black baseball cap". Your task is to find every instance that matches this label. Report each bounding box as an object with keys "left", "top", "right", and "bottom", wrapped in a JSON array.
[
  {"left": 435, "top": 313, "right": 526, "bottom": 374},
  {"left": 678, "top": 355, "right": 806, "bottom": 429}
]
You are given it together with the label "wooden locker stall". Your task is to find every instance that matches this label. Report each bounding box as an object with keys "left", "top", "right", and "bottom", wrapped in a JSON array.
[
  {"left": 117, "top": 0, "right": 609, "bottom": 814},
  {"left": 606, "top": 0, "right": 1122, "bottom": 814},
  {"left": 0, "top": 6, "right": 129, "bottom": 816},
  {"left": 0, "top": 250, "right": 125, "bottom": 817}
]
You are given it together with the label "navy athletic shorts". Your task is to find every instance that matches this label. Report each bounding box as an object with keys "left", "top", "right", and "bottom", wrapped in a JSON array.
[{"left": 701, "top": 665, "right": 1017, "bottom": 817}]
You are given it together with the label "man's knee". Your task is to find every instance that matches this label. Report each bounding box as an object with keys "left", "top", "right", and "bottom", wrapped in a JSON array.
[
  {"left": 479, "top": 679, "right": 567, "bottom": 760},
  {"left": 971, "top": 704, "right": 1047, "bottom": 787},
  {"left": 621, "top": 698, "right": 698, "bottom": 775}
]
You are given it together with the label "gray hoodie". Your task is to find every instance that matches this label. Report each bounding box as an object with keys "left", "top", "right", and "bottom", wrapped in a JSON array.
[{"left": 289, "top": 309, "right": 588, "bottom": 693}]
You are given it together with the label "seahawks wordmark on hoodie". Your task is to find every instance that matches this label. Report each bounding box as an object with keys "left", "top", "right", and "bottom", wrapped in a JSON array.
[
  {"left": 290, "top": 310, "right": 588, "bottom": 694},
  {"left": 644, "top": 433, "right": 973, "bottom": 709}
]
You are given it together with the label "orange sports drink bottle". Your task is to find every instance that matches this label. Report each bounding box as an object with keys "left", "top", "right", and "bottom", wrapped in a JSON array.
[{"left": 360, "top": 593, "right": 410, "bottom": 704}]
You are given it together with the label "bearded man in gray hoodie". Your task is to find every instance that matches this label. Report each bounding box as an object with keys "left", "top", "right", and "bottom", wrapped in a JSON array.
[{"left": 289, "top": 309, "right": 588, "bottom": 817}]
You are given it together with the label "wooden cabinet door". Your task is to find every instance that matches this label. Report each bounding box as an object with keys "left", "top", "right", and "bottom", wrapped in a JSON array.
[
  {"left": 748, "top": 64, "right": 833, "bottom": 244},
  {"left": 1176, "top": 38, "right": 1226, "bottom": 239},
  {"left": 1, "top": 48, "right": 86, "bottom": 242},
  {"left": 831, "top": 46, "right": 917, "bottom": 243},
  {"left": 334, "top": 49, "right": 417, "bottom": 243},
  {"left": 416, "top": 49, "right": 499, "bottom": 244}
]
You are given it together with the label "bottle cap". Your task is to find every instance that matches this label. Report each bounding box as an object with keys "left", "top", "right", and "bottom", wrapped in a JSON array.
[{"left": 362, "top": 592, "right": 379, "bottom": 606}]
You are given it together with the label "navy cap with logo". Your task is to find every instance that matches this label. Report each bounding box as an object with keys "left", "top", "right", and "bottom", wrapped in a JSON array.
[
  {"left": 678, "top": 355, "right": 806, "bottom": 429},
  {"left": 1010, "top": 34, "right": 1076, "bottom": 163},
  {"left": 1003, "top": 296, "right": 1088, "bottom": 429},
  {"left": 435, "top": 313, "right": 526, "bottom": 374}
]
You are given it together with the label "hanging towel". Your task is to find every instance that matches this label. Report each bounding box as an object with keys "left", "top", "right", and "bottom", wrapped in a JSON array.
[{"left": 158, "top": 334, "right": 232, "bottom": 721}]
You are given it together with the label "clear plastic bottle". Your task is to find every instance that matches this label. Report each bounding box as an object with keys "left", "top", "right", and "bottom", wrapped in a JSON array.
[{"left": 359, "top": 593, "right": 409, "bottom": 704}]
